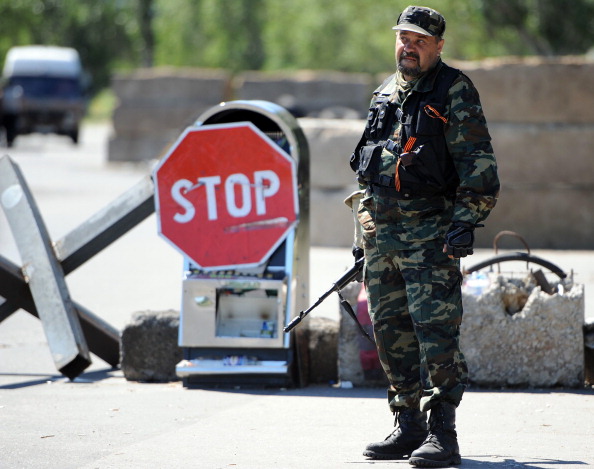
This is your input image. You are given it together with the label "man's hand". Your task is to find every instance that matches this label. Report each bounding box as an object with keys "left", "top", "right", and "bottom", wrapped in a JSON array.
[{"left": 443, "top": 222, "right": 481, "bottom": 259}]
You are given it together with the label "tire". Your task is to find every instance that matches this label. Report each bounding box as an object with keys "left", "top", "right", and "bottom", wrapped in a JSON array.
[{"left": 70, "top": 128, "right": 79, "bottom": 144}]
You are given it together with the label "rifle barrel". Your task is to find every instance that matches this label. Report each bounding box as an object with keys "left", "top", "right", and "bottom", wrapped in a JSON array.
[
  {"left": 283, "top": 314, "right": 302, "bottom": 332},
  {"left": 283, "top": 257, "right": 364, "bottom": 333}
]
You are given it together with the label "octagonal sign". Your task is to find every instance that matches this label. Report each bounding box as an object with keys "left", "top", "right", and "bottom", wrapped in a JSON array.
[{"left": 153, "top": 122, "right": 299, "bottom": 270}]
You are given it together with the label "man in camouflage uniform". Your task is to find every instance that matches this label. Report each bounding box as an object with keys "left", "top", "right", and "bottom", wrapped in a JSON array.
[{"left": 349, "top": 5, "right": 499, "bottom": 467}]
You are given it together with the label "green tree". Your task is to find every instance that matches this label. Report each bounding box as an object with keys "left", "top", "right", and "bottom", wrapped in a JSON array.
[
  {"left": 479, "top": 0, "right": 594, "bottom": 55},
  {"left": 138, "top": 0, "right": 156, "bottom": 67},
  {"left": 0, "top": 0, "right": 141, "bottom": 94},
  {"left": 153, "top": 0, "right": 265, "bottom": 72},
  {"left": 2, "top": 0, "right": 593, "bottom": 98}
]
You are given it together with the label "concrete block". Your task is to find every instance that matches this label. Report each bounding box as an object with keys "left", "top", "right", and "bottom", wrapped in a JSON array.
[
  {"left": 460, "top": 276, "right": 584, "bottom": 387},
  {"left": 108, "top": 67, "right": 231, "bottom": 163},
  {"left": 235, "top": 70, "right": 373, "bottom": 118},
  {"left": 458, "top": 58, "right": 594, "bottom": 124},
  {"left": 474, "top": 186, "right": 594, "bottom": 249},
  {"left": 108, "top": 132, "right": 178, "bottom": 162},
  {"left": 298, "top": 118, "right": 362, "bottom": 190},
  {"left": 111, "top": 105, "right": 210, "bottom": 134},
  {"left": 310, "top": 187, "right": 359, "bottom": 247},
  {"left": 338, "top": 273, "right": 586, "bottom": 389},
  {"left": 338, "top": 282, "right": 387, "bottom": 387},
  {"left": 120, "top": 310, "right": 182, "bottom": 382},
  {"left": 490, "top": 123, "right": 594, "bottom": 185},
  {"left": 112, "top": 67, "right": 230, "bottom": 105},
  {"left": 303, "top": 316, "right": 339, "bottom": 384},
  {"left": 337, "top": 283, "right": 364, "bottom": 385}
]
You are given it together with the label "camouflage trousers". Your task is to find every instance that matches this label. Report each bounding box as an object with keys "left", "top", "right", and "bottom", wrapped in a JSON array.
[{"left": 363, "top": 241, "right": 468, "bottom": 413}]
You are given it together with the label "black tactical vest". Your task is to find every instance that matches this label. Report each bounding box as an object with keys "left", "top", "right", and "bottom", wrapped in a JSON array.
[{"left": 351, "top": 62, "right": 460, "bottom": 199}]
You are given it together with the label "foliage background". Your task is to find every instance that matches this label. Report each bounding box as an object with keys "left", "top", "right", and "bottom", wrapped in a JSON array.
[{"left": 1, "top": 0, "right": 593, "bottom": 96}]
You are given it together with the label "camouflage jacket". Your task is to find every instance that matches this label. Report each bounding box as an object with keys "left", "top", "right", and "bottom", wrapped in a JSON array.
[{"left": 356, "top": 60, "right": 500, "bottom": 252}]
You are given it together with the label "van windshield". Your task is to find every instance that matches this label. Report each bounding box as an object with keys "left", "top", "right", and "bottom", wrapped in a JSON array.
[{"left": 8, "top": 76, "right": 82, "bottom": 99}]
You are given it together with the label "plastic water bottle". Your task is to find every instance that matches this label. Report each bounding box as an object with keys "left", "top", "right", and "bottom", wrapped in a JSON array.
[
  {"left": 260, "top": 321, "right": 274, "bottom": 338},
  {"left": 463, "top": 272, "right": 490, "bottom": 296}
]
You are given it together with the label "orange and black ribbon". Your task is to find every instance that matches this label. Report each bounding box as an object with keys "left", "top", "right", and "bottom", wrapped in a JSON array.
[
  {"left": 424, "top": 104, "right": 447, "bottom": 123},
  {"left": 395, "top": 136, "right": 417, "bottom": 191}
]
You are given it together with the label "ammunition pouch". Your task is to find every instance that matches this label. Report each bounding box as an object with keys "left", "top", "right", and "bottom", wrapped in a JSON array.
[
  {"left": 364, "top": 98, "right": 398, "bottom": 141},
  {"left": 357, "top": 144, "right": 382, "bottom": 181}
]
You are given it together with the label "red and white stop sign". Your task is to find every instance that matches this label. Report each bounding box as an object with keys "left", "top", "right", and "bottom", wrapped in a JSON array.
[{"left": 153, "top": 122, "right": 299, "bottom": 270}]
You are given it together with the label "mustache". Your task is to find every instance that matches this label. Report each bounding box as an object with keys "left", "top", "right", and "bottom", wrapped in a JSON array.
[{"left": 400, "top": 52, "right": 420, "bottom": 61}]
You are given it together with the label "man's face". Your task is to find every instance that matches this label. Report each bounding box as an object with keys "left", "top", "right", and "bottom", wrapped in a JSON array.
[{"left": 395, "top": 30, "right": 444, "bottom": 80}]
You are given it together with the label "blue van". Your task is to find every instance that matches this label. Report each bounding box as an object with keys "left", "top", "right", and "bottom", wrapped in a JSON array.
[{"left": 1, "top": 46, "right": 87, "bottom": 146}]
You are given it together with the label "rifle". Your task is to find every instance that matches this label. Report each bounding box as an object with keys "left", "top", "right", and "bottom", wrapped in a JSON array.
[{"left": 283, "top": 257, "right": 375, "bottom": 344}]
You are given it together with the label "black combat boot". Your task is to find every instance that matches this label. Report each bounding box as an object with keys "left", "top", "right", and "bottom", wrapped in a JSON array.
[
  {"left": 363, "top": 408, "right": 428, "bottom": 460},
  {"left": 408, "top": 402, "right": 461, "bottom": 467}
]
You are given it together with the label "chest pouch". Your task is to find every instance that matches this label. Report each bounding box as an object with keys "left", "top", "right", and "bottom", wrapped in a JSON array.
[
  {"left": 357, "top": 144, "right": 383, "bottom": 181},
  {"left": 365, "top": 97, "right": 397, "bottom": 140}
]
